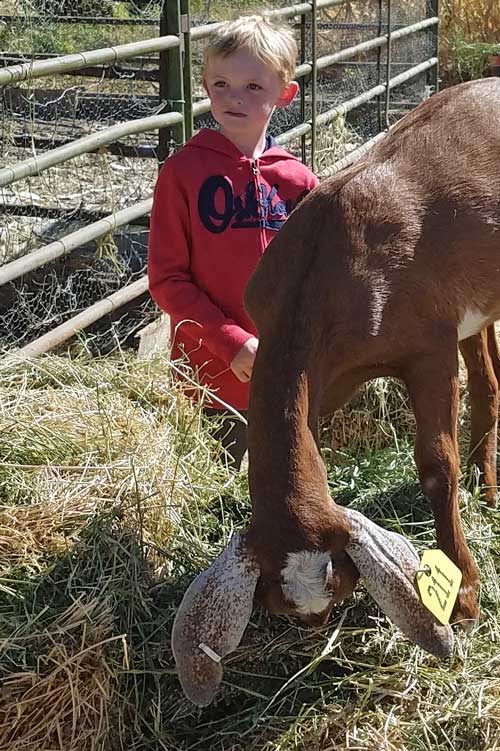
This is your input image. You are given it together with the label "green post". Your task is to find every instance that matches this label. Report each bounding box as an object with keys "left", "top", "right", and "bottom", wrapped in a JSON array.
[{"left": 158, "top": 0, "right": 185, "bottom": 165}]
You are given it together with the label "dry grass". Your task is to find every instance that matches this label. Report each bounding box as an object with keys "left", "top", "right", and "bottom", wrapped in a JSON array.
[
  {"left": 439, "top": 0, "right": 500, "bottom": 82},
  {"left": 441, "top": 0, "right": 499, "bottom": 45},
  {"left": 0, "top": 598, "right": 119, "bottom": 751},
  {"left": 0, "top": 352, "right": 498, "bottom": 750}
]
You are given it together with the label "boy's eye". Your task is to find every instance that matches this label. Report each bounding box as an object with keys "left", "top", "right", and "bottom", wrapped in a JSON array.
[
  {"left": 248, "top": 83, "right": 262, "bottom": 91},
  {"left": 213, "top": 80, "right": 226, "bottom": 88}
]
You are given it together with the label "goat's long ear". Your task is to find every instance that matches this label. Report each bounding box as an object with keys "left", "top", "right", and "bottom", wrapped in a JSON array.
[
  {"left": 171, "top": 534, "right": 260, "bottom": 706},
  {"left": 345, "top": 509, "right": 454, "bottom": 657}
]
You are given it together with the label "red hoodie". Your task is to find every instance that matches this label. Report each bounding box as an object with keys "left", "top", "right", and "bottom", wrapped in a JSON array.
[{"left": 148, "top": 128, "right": 318, "bottom": 410}]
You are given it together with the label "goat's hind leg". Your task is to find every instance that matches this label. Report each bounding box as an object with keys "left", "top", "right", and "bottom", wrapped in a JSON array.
[
  {"left": 459, "top": 325, "right": 499, "bottom": 508},
  {"left": 405, "top": 336, "right": 480, "bottom": 626}
]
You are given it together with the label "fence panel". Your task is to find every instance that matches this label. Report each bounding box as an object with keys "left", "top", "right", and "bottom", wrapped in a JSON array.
[{"left": 0, "top": 0, "right": 438, "bottom": 356}]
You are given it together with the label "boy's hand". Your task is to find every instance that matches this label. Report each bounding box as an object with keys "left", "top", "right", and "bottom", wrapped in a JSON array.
[{"left": 230, "top": 337, "right": 259, "bottom": 382}]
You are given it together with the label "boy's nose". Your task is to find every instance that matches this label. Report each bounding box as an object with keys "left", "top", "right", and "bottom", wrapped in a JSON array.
[{"left": 229, "top": 89, "right": 244, "bottom": 104}]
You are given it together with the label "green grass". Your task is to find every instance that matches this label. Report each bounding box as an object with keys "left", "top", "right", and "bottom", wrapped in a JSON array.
[
  {"left": 0, "top": 0, "right": 157, "bottom": 54},
  {"left": 0, "top": 352, "right": 499, "bottom": 750},
  {"left": 445, "top": 39, "right": 500, "bottom": 82},
  {"left": 0, "top": 0, "right": 269, "bottom": 55},
  {"left": 1, "top": 19, "right": 149, "bottom": 55},
  {"left": 440, "top": 0, "right": 500, "bottom": 82}
]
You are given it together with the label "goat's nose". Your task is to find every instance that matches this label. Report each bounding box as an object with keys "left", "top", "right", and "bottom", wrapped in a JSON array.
[
  {"left": 299, "top": 608, "right": 332, "bottom": 627},
  {"left": 329, "top": 554, "right": 360, "bottom": 602}
]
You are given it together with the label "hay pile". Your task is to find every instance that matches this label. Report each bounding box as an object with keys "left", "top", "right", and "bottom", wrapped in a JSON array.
[{"left": 0, "top": 353, "right": 499, "bottom": 751}]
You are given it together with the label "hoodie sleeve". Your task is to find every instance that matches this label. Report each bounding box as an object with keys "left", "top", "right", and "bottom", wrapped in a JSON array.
[
  {"left": 147, "top": 162, "right": 254, "bottom": 366},
  {"left": 305, "top": 170, "right": 319, "bottom": 192}
]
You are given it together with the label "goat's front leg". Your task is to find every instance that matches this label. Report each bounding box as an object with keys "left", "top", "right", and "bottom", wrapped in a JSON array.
[
  {"left": 405, "top": 340, "right": 479, "bottom": 626},
  {"left": 459, "top": 326, "right": 499, "bottom": 507}
]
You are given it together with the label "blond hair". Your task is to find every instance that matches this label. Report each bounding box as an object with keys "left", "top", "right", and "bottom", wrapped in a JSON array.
[{"left": 203, "top": 15, "right": 297, "bottom": 85}]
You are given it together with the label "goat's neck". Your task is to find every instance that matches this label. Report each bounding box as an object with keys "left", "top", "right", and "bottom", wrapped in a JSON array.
[{"left": 247, "top": 342, "right": 329, "bottom": 528}]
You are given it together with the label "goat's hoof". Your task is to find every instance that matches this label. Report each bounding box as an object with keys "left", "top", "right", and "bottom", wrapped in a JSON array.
[{"left": 451, "top": 585, "right": 479, "bottom": 631}]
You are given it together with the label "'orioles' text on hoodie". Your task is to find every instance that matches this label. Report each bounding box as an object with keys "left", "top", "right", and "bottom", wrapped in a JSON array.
[{"left": 148, "top": 128, "right": 318, "bottom": 410}]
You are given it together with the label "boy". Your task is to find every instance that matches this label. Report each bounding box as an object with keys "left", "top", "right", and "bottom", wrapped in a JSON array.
[{"left": 148, "top": 14, "right": 318, "bottom": 469}]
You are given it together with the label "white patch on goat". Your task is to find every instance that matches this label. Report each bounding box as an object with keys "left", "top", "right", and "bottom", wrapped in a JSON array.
[
  {"left": 369, "top": 277, "right": 390, "bottom": 336},
  {"left": 457, "top": 307, "right": 489, "bottom": 341},
  {"left": 281, "top": 551, "right": 332, "bottom": 614}
]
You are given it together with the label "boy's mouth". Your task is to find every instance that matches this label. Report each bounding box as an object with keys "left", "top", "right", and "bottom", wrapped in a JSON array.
[{"left": 225, "top": 111, "right": 247, "bottom": 118}]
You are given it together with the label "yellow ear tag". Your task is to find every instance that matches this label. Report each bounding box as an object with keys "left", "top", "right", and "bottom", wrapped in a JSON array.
[{"left": 415, "top": 549, "right": 462, "bottom": 625}]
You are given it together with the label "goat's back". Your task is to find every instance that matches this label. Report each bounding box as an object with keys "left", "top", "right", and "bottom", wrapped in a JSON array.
[
  {"left": 367, "top": 78, "right": 500, "bottom": 213},
  {"left": 245, "top": 79, "right": 500, "bottom": 348},
  {"left": 330, "top": 79, "right": 500, "bottom": 317}
]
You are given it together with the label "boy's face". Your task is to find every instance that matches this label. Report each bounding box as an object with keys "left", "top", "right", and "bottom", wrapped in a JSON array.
[{"left": 203, "top": 46, "right": 298, "bottom": 143}]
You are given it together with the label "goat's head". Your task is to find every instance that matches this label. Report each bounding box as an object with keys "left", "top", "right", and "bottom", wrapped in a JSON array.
[
  {"left": 254, "top": 547, "right": 359, "bottom": 626},
  {"left": 171, "top": 503, "right": 453, "bottom": 706}
]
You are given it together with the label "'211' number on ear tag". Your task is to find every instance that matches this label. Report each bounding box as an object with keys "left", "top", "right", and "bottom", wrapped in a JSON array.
[{"left": 415, "top": 549, "right": 462, "bottom": 625}]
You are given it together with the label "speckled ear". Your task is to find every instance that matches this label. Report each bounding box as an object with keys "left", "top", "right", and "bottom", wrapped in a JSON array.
[
  {"left": 171, "top": 534, "right": 260, "bottom": 706},
  {"left": 345, "top": 509, "right": 454, "bottom": 658}
]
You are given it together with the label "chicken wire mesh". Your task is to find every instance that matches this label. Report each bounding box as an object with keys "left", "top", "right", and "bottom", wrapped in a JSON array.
[{"left": 0, "top": 0, "right": 437, "bottom": 355}]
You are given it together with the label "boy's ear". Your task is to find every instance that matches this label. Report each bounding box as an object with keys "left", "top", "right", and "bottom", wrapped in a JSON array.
[
  {"left": 202, "top": 77, "right": 209, "bottom": 96},
  {"left": 276, "top": 81, "right": 299, "bottom": 108}
]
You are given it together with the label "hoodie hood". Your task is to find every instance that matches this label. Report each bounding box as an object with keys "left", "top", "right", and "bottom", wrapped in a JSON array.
[{"left": 183, "top": 128, "right": 298, "bottom": 163}]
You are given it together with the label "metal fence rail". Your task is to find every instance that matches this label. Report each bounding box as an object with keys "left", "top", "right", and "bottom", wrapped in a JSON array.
[
  {"left": 0, "top": 112, "right": 183, "bottom": 188},
  {"left": 0, "top": 35, "right": 180, "bottom": 86},
  {"left": 277, "top": 56, "right": 438, "bottom": 144},
  {"left": 0, "top": 199, "right": 153, "bottom": 286},
  {"left": 12, "top": 276, "right": 150, "bottom": 359}
]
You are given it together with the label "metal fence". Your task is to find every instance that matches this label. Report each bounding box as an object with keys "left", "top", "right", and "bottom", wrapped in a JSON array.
[{"left": 0, "top": 0, "right": 439, "bottom": 357}]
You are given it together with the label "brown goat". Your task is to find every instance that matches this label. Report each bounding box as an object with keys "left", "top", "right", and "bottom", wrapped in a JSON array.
[{"left": 172, "top": 78, "right": 500, "bottom": 706}]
